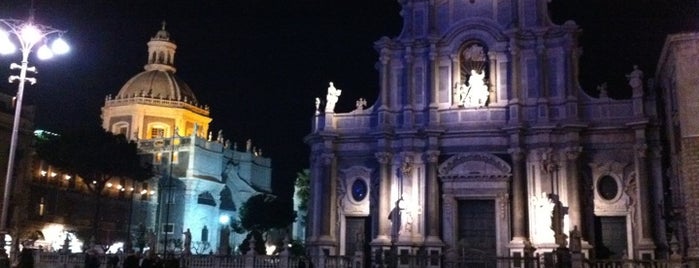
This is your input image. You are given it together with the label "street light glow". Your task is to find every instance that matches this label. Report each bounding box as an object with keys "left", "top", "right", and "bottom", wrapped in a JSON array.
[{"left": 0, "top": 17, "right": 69, "bottom": 259}]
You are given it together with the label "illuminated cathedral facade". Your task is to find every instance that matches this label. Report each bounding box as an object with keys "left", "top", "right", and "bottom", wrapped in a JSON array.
[
  {"left": 305, "top": 0, "right": 680, "bottom": 263},
  {"left": 100, "top": 24, "right": 273, "bottom": 253}
]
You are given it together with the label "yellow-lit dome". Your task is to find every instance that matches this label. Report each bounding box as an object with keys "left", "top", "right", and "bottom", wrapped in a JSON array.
[{"left": 116, "top": 70, "right": 199, "bottom": 104}]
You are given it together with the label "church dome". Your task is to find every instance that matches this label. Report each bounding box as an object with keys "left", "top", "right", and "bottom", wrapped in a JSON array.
[
  {"left": 113, "top": 21, "right": 200, "bottom": 105},
  {"left": 116, "top": 70, "right": 199, "bottom": 104}
]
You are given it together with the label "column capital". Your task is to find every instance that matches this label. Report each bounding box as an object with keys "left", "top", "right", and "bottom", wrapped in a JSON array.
[
  {"left": 635, "top": 143, "right": 648, "bottom": 159},
  {"left": 508, "top": 148, "right": 525, "bottom": 161},
  {"left": 425, "top": 150, "right": 440, "bottom": 163},
  {"left": 650, "top": 146, "right": 662, "bottom": 159},
  {"left": 565, "top": 146, "right": 583, "bottom": 160},
  {"left": 380, "top": 48, "right": 391, "bottom": 65},
  {"left": 321, "top": 153, "right": 335, "bottom": 165},
  {"left": 374, "top": 152, "right": 392, "bottom": 164}
]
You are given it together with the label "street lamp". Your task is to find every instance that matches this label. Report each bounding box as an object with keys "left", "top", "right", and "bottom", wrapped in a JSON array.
[{"left": 0, "top": 17, "right": 69, "bottom": 258}]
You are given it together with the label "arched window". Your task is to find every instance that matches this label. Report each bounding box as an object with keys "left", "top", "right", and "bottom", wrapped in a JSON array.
[{"left": 219, "top": 187, "right": 236, "bottom": 211}]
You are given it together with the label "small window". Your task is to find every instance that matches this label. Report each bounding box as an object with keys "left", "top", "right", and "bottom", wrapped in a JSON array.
[
  {"left": 151, "top": 128, "right": 165, "bottom": 138},
  {"left": 162, "top": 223, "right": 174, "bottom": 234},
  {"left": 198, "top": 192, "right": 216, "bottom": 206}
]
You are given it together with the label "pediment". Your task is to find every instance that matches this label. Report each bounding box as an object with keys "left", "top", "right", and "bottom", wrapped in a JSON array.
[{"left": 438, "top": 153, "right": 511, "bottom": 178}]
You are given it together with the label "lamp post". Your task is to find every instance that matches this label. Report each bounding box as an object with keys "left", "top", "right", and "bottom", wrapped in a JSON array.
[{"left": 0, "top": 16, "right": 69, "bottom": 259}]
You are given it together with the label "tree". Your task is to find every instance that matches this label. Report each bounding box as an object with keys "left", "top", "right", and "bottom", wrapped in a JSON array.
[
  {"left": 294, "top": 169, "right": 310, "bottom": 212},
  {"left": 237, "top": 194, "right": 296, "bottom": 254},
  {"left": 36, "top": 126, "right": 152, "bottom": 242}
]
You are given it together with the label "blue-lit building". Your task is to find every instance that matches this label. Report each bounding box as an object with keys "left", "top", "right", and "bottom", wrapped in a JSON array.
[{"left": 101, "top": 24, "right": 273, "bottom": 254}]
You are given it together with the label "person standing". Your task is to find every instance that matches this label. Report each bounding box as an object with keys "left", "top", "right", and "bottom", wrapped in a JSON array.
[
  {"left": 84, "top": 249, "right": 101, "bottom": 268},
  {"left": 16, "top": 248, "right": 34, "bottom": 268},
  {"left": 122, "top": 251, "right": 140, "bottom": 268}
]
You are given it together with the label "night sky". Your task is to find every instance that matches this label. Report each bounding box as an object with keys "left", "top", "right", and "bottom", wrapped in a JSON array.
[{"left": 0, "top": 1, "right": 697, "bottom": 201}]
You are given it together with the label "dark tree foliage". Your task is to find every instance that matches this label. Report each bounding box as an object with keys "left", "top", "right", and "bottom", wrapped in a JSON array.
[
  {"left": 238, "top": 194, "right": 296, "bottom": 233},
  {"left": 294, "top": 169, "right": 310, "bottom": 212},
  {"left": 35, "top": 126, "right": 152, "bottom": 241}
]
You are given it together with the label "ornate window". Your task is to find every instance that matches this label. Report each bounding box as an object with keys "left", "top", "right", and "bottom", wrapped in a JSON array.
[
  {"left": 351, "top": 178, "right": 368, "bottom": 202},
  {"left": 455, "top": 43, "right": 490, "bottom": 108},
  {"left": 597, "top": 175, "right": 620, "bottom": 201}
]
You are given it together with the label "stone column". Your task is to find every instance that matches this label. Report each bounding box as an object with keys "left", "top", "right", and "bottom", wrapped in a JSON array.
[
  {"left": 403, "top": 47, "right": 414, "bottom": 127},
  {"left": 508, "top": 148, "right": 527, "bottom": 240},
  {"left": 429, "top": 43, "right": 438, "bottom": 109},
  {"left": 373, "top": 152, "right": 392, "bottom": 244},
  {"left": 566, "top": 147, "right": 583, "bottom": 233},
  {"left": 488, "top": 51, "right": 497, "bottom": 104},
  {"left": 451, "top": 54, "right": 459, "bottom": 107},
  {"left": 634, "top": 144, "right": 656, "bottom": 251},
  {"left": 379, "top": 49, "right": 390, "bottom": 110},
  {"left": 505, "top": 30, "right": 522, "bottom": 123},
  {"left": 319, "top": 153, "right": 335, "bottom": 240},
  {"left": 425, "top": 150, "right": 441, "bottom": 244}
]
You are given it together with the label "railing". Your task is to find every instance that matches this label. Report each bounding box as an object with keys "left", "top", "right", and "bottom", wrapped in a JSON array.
[{"left": 27, "top": 251, "right": 699, "bottom": 268}]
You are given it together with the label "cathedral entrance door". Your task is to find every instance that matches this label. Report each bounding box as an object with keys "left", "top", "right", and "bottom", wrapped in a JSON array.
[
  {"left": 594, "top": 216, "right": 628, "bottom": 259},
  {"left": 345, "top": 217, "right": 370, "bottom": 262},
  {"left": 457, "top": 199, "right": 497, "bottom": 257}
]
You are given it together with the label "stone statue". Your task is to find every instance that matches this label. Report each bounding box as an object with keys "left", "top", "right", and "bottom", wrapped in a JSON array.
[
  {"left": 325, "top": 82, "right": 342, "bottom": 113},
  {"left": 389, "top": 198, "right": 403, "bottom": 241},
  {"left": 217, "top": 130, "right": 224, "bottom": 143},
  {"left": 246, "top": 139, "right": 252, "bottom": 152},
  {"left": 466, "top": 70, "right": 489, "bottom": 107},
  {"left": 147, "top": 229, "right": 157, "bottom": 250},
  {"left": 626, "top": 65, "right": 644, "bottom": 97},
  {"left": 532, "top": 192, "right": 555, "bottom": 243},
  {"left": 183, "top": 228, "right": 192, "bottom": 254},
  {"left": 569, "top": 226, "right": 582, "bottom": 253},
  {"left": 355, "top": 98, "right": 367, "bottom": 111},
  {"left": 597, "top": 82, "right": 608, "bottom": 98},
  {"left": 314, "top": 97, "right": 321, "bottom": 114}
]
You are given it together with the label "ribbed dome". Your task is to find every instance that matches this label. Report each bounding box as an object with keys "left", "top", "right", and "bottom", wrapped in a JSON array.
[{"left": 116, "top": 70, "right": 199, "bottom": 104}]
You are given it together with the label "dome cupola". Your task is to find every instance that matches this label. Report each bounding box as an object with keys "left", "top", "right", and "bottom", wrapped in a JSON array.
[{"left": 113, "top": 21, "right": 200, "bottom": 105}]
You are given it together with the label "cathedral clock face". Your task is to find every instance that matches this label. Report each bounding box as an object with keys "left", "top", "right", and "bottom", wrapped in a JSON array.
[{"left": 351, "top": 179, "right": 368, "bottom": 202}]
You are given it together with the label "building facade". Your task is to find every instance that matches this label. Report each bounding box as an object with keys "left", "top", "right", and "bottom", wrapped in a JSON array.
[
  {"left": 100, "top": 24, "right": 273, "bottom": 254},
  {"left": 305, "top": 0, "right": 668, "bottom": 263},
  {"left": 656, "top": 32, "right": 699, "bottom": 258}
]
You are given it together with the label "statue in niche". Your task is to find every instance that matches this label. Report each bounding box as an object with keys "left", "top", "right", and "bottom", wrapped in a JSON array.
[
  {"left": 460, "top": 70, "right": 489, "bottom": 107},
  {"left": 325, "top": 82, "right": 342, "bottom": 113},
  {"left": 457, "top": 44, "right": 490, "bottom": 107},
  {"left": 626, "top": 65, "right": 644, "bottom": 97}
]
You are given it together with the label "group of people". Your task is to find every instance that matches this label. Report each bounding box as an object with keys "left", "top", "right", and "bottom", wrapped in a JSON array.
[{"left": 83, "top": 249, "right": 179, "bottom": 268}]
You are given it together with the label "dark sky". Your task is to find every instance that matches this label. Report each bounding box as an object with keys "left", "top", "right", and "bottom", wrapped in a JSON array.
[{"left": 1, "top": 1, "right": 697, "bottom": 200}]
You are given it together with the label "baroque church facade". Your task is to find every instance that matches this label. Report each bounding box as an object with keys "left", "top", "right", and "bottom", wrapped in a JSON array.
[
  {"left": 100, "top": 24, "right": 273, "bottom": 253},
  {"left": 305, "top": 0, "right": 672, "bottom": 263}
]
